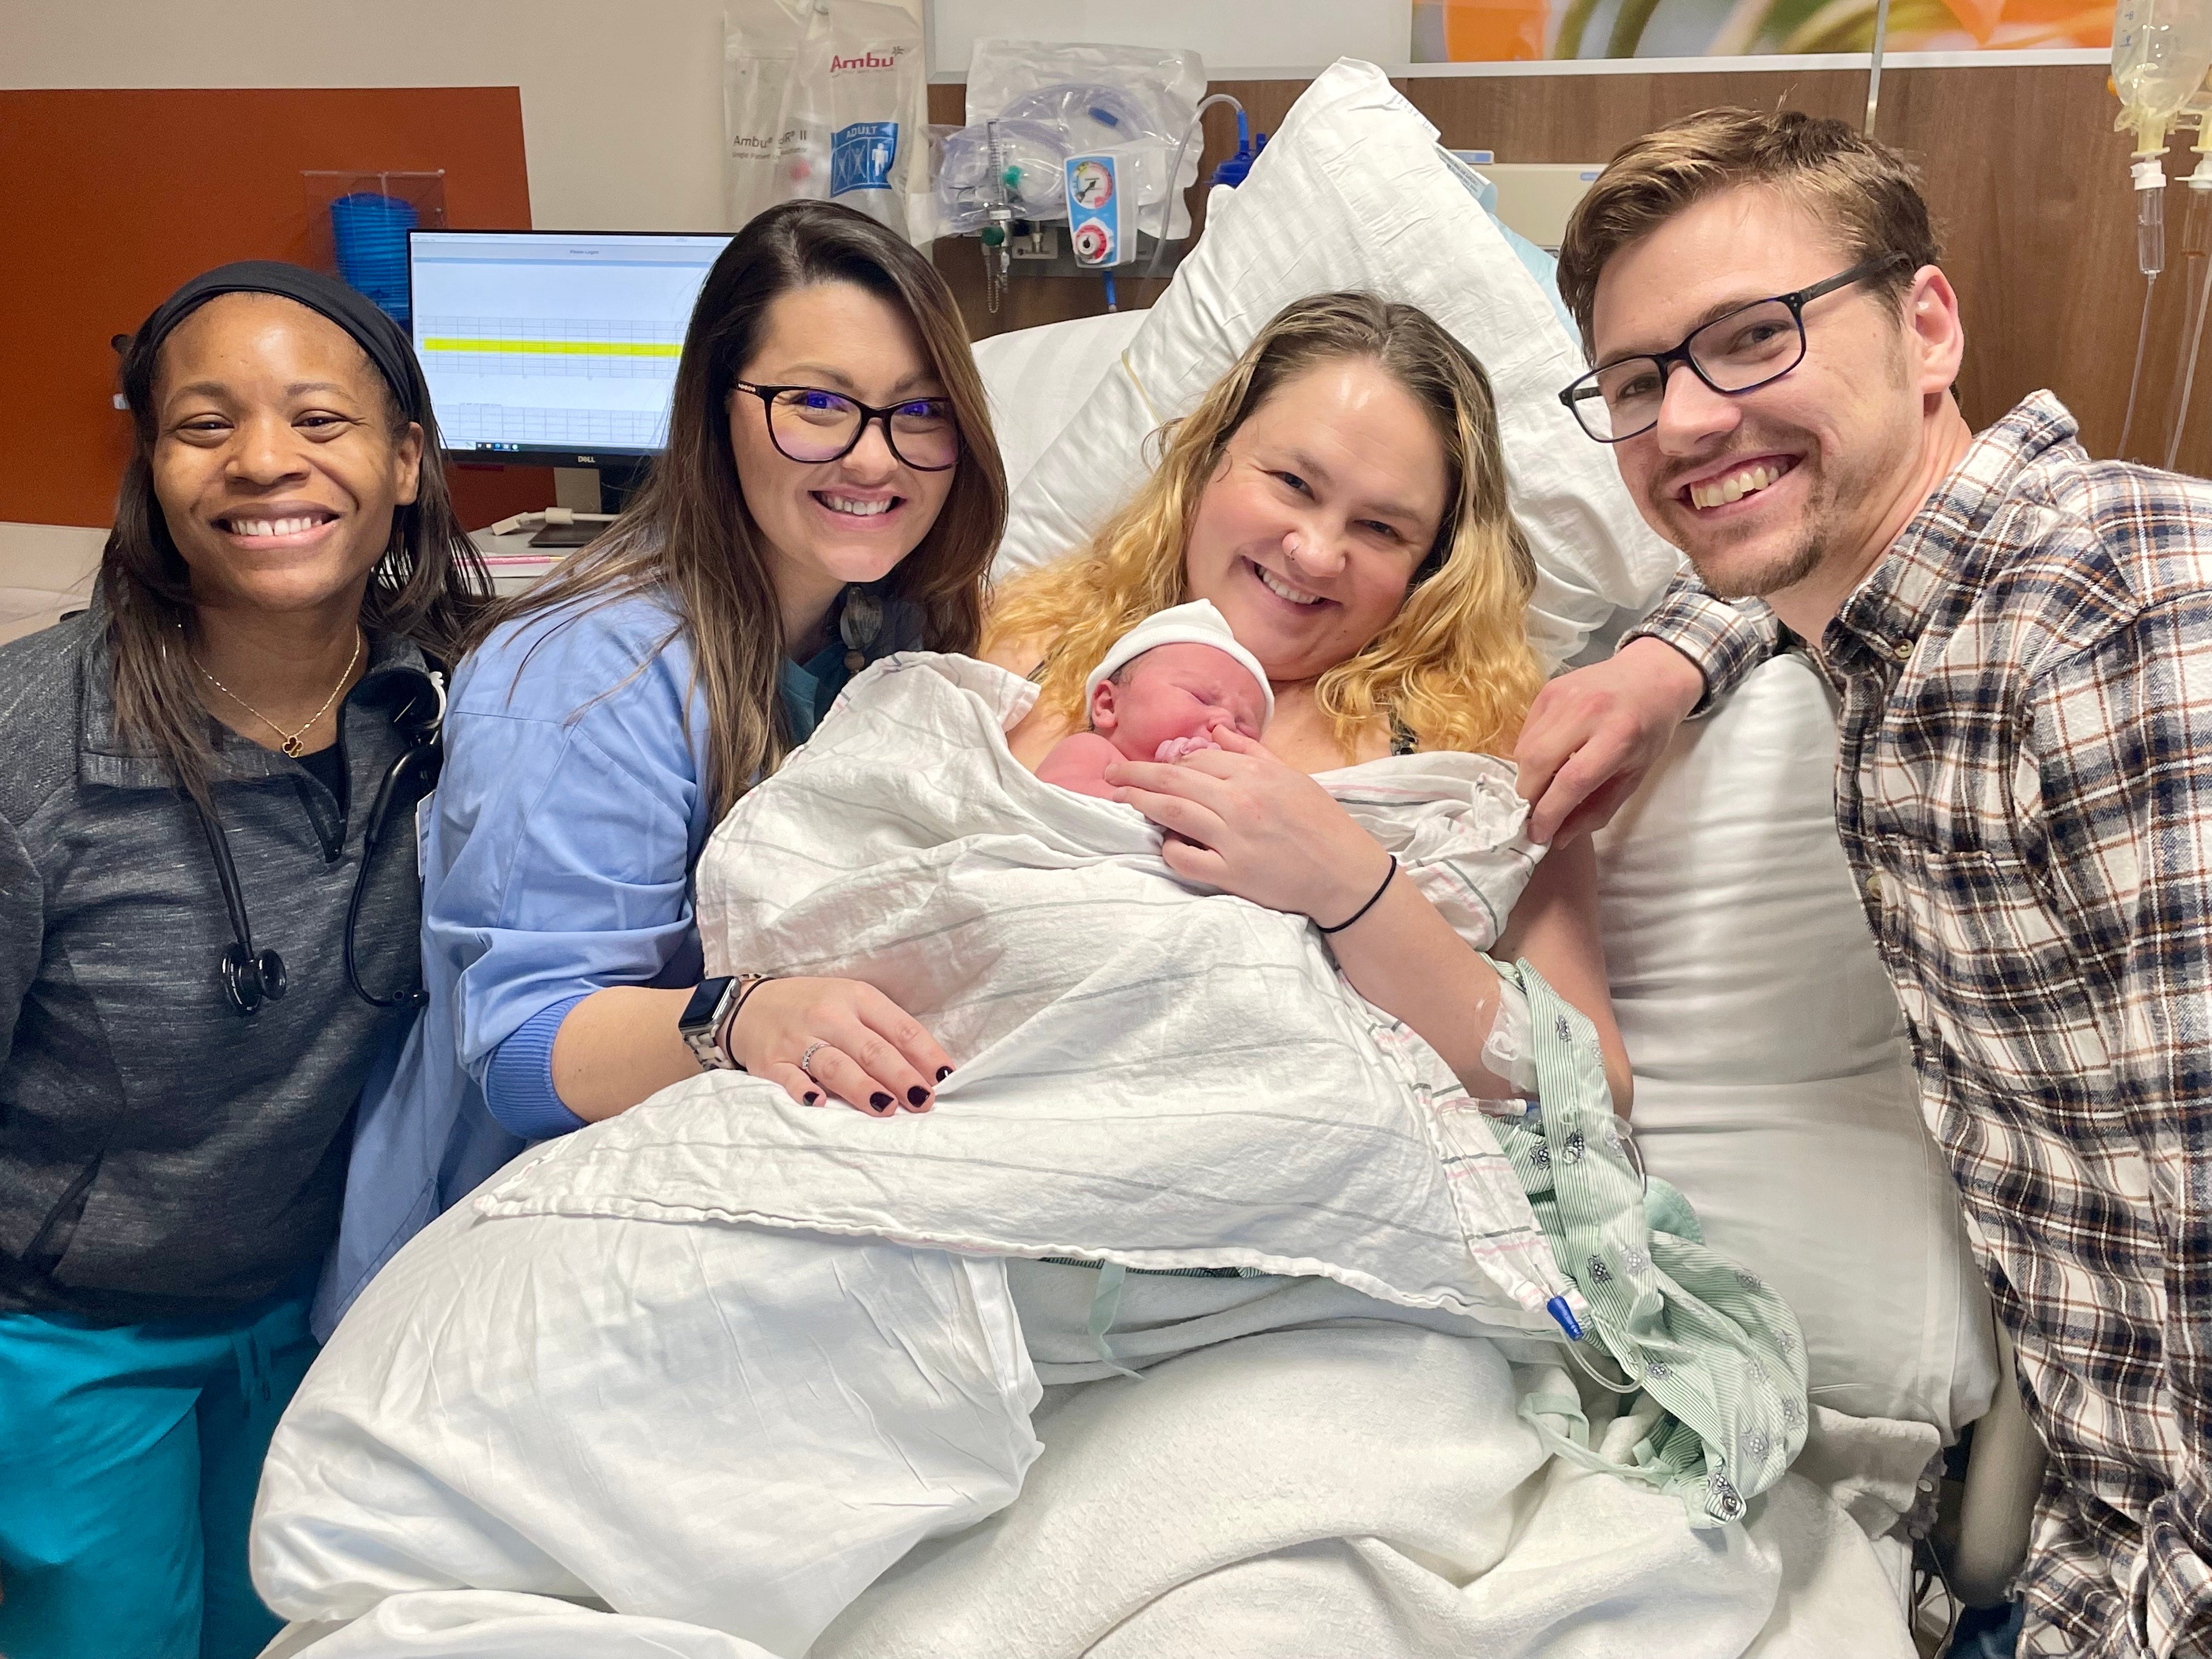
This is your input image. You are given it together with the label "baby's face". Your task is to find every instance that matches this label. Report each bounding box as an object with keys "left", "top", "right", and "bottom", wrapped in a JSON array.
[{"left": 1092, "top": 641, "right": 1269, "bottom": 760}]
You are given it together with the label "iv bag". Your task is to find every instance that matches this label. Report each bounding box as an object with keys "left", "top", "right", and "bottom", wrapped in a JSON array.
[{"left": 2113, "top": 0, "right": 2212, "bottom": 141}]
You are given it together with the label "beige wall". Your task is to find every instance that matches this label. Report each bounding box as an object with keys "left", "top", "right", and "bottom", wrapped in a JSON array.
[{"left": 4, "top": 0, "right": 754, "bottom": 232}]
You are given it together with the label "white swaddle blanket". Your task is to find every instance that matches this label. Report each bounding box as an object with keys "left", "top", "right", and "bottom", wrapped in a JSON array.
[{"left": 492, "top": 649, "right": 1571, "bottom": 1325}]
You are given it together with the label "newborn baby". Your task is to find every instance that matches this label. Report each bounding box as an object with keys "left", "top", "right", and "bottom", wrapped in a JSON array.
[{"left": 1034, "top": 599, "right": 1274, "bottom": 802}]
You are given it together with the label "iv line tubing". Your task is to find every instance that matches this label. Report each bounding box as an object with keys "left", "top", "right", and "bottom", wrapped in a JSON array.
[
  {"left": 1865, "top": 0, "right": 1894, "bottom": 135},
  {"left": 2168, "top": 177, "right": 2212, "bottom": 469},
  {"left": 2169, "top": 258, "right": 2212, "bottom": 467},
  {"left": 2122, "top": 272, "right": 2162, "bottom": 461}
]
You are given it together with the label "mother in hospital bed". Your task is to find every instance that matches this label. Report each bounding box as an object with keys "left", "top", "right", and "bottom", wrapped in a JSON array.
[{"left": 985, "top": 289, "right": 1632, "bottom": 1109}]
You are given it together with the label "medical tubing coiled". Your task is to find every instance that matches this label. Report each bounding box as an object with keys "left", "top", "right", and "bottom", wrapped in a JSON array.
[{"left": 1144, "top": 93, "right": 1246, "bottom": 278}]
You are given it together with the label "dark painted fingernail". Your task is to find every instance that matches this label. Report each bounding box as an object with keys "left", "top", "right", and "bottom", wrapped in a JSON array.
[
  {"left": 803, "top": 1091, "right": 820, "bottom": 1105},
  {"left": 936, "top": 1066, "right": 953, "bottom": 1081},
  {"left": 870, "top": 1092, "right": 894, "bottom": 1111},
  {"left": 907, "top": 1085, "right": 930, "bottom": 1106}
]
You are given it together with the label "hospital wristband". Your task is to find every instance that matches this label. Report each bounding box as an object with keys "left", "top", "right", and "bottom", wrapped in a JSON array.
[{"left": 1317, "top": 854, "right": 1398, "bottom": 935}]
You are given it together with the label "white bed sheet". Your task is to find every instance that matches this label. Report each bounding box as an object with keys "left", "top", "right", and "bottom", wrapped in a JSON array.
[{"left": 258, "top": 1200, "right": 1925, "bottom": 1659}]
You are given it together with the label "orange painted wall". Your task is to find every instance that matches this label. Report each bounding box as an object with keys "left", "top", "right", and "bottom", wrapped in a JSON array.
[{"left": 0, "top": 87, "right": 554, "bottom": 529}]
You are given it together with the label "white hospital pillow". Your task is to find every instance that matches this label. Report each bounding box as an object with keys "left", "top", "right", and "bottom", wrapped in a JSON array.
[
  {"left": 1594, "top": 652, "right": 2000, "bottom": 1436},
  {"left": 992, "top": 57, "right": 1679, "bottom": 668},
  {"left": 972, "top": 309, "right": 1146, "bottom": 503}
]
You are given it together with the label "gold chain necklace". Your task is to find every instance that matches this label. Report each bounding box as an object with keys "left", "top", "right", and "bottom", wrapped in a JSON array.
[{"left": 193, "top": 629, "right": 363, "bottom": 758}]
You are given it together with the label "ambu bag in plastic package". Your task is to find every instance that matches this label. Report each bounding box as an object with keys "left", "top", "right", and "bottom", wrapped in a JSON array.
[
  {"left": 724, "top": 0, "right": 928, "bottom": 242},
  {"left": 964, "top": 39, "right": 1204, "bottom": 241}
]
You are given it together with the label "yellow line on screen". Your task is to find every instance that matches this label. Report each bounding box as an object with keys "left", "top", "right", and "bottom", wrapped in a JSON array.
[{"left": 420, "top": 338, "right": 683, "bottom": 358}]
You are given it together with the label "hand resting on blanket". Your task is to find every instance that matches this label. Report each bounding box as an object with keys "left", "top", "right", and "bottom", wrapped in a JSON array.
[
  {"left": 725, "top": 975, "right": 956, "bottom": 1116},
  {"left": 557, "top": 973, "right": 953, "bottom": 1119}
]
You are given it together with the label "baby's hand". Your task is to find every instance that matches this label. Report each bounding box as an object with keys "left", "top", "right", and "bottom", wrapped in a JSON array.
[{"left": 1153, "top": 732, "right": 1224, "bottom": 763}]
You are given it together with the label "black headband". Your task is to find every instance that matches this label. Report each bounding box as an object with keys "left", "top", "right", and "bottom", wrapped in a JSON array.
[{"left": 133, "top": 261, "right": 427, "bottom": 424}]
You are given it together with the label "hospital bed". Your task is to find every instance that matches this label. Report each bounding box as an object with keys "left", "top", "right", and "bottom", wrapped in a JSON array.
[
  {"left": 973, "top": 303, "right": 2033, "bottom": 1649},
  {"left": 251, "top": 271, "right": 2040, "bottom": 1654}
]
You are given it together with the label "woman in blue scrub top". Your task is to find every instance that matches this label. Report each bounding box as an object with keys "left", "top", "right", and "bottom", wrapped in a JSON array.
[{"left": 329, "top": 202, "right": 1007, "bottom": 1319}]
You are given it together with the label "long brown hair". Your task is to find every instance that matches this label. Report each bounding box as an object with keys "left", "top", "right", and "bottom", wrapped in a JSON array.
[
  {"left": 475, "top": 200, "right": 1007, "bottom": 818},
  {"left": 986, "top": 292, "right": 1542, "bottom": 759},
  {"left": 103, "top": 292, "right": 492, "bottom": 806}
]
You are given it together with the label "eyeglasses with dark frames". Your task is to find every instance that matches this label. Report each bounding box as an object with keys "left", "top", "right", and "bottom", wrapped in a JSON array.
[
  {"left": 1557, "top": 252, "right": 1912, "bottom": 444},
  {"left": 732, "top": 381, "right": 961, "bottom": 472}
]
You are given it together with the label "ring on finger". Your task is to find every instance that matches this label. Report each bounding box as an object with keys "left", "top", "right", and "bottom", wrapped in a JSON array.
[{"left": 798, "top": 1040, "right": 827, "bottom": 1079}]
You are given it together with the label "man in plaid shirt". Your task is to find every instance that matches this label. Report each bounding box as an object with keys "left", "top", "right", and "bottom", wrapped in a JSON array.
[{"left": 1517, "top": 109, "right": 2212, "bottom": 1656}]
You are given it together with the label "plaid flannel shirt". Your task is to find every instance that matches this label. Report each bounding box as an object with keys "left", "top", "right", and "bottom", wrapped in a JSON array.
[{"left": 1627, "top": 393, "right": 2212, "bottom": 1658}]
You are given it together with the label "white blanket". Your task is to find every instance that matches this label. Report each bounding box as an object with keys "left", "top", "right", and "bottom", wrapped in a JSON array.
[
  {"left": 568, "top": 650, "right": 1571, "bottom": 1324},
  {"left": 811, "top": 1325, "right": 1928, "bottom": 1659},
  {"left": 257, "top": 1215, "right": 1922, "bottom": 1659},
  {"left": 253, "top": 652, "right": 1921, "bottom": 1657}
]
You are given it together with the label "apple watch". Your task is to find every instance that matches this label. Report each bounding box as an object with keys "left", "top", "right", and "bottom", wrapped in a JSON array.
[{"left": 679, "top": 975, "right": 748, "bottom": 1071}]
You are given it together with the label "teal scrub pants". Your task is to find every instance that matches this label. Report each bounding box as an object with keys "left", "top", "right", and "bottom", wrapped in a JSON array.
[{"left": 0, "top": 1283, "right": 318, "bottom": 1659}]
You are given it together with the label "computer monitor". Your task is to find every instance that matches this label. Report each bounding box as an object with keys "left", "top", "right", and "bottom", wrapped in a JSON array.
[{"left": 407, "top": 229, "right": 734, "bottom": 471}]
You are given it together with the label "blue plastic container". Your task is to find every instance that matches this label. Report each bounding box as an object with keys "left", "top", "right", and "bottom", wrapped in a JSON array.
[{"left": 329, "top": 191, "right": 419, "bottom": 324}]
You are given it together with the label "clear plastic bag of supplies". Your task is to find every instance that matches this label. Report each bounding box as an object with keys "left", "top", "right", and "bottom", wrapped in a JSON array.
[
  {"left": 961, "top": 40, "right": 1205, "bottom": 241},
  {"left": 934, "top": 117, "right": 1071, "bottom": 235},
  {"left": 724, "top": 0, "right": 928, "bottom": 244}
]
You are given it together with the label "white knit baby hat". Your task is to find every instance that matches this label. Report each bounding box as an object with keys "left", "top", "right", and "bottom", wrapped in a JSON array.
[{"left": 1082, "top": 599, "right": 1276, "bottom": 724}]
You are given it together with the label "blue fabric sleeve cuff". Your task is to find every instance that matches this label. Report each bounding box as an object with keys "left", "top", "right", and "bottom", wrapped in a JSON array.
[{"left": 484, "top": 994, "right": 594, "bottom": 1140}]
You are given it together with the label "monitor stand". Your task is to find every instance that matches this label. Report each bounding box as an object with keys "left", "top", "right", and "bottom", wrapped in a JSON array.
[
  {"left": 524, "top": 455, "right": 651, "bottom": 549},
  {"left": 528, "top": 520, "right": 602, "bottom": 549}
]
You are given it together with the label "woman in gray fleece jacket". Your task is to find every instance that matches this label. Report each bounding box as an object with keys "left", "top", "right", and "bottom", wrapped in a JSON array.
[{"left": 0, "top": 263, "right": 488, "bottom": 1659}]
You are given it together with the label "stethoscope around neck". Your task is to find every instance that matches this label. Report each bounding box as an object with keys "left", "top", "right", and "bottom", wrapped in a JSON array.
[{"left": 191, "top": 667, "right": 447, "bottom": 1017}]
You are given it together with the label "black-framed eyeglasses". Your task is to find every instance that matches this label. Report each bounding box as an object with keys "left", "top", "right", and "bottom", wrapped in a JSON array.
[
  {"left": 1558, "top": 253, "right": 1911, "bottom": 443},
  {"left": 733, "top": 382, "right": 961, "bottom": 472}
]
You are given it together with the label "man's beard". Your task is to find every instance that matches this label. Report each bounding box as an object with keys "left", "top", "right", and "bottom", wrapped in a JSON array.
[
  {"left": 1673, "top": 447, "right": 1837, "bottom": 602},
  {"left": 1698, "top": 526, "right": 1826, "bottom": 600}
]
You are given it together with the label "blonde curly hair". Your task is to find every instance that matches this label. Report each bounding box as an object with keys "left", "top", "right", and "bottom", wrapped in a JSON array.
[{"left": 985, "top": 292, "right": 1542, "bottom": 760}]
